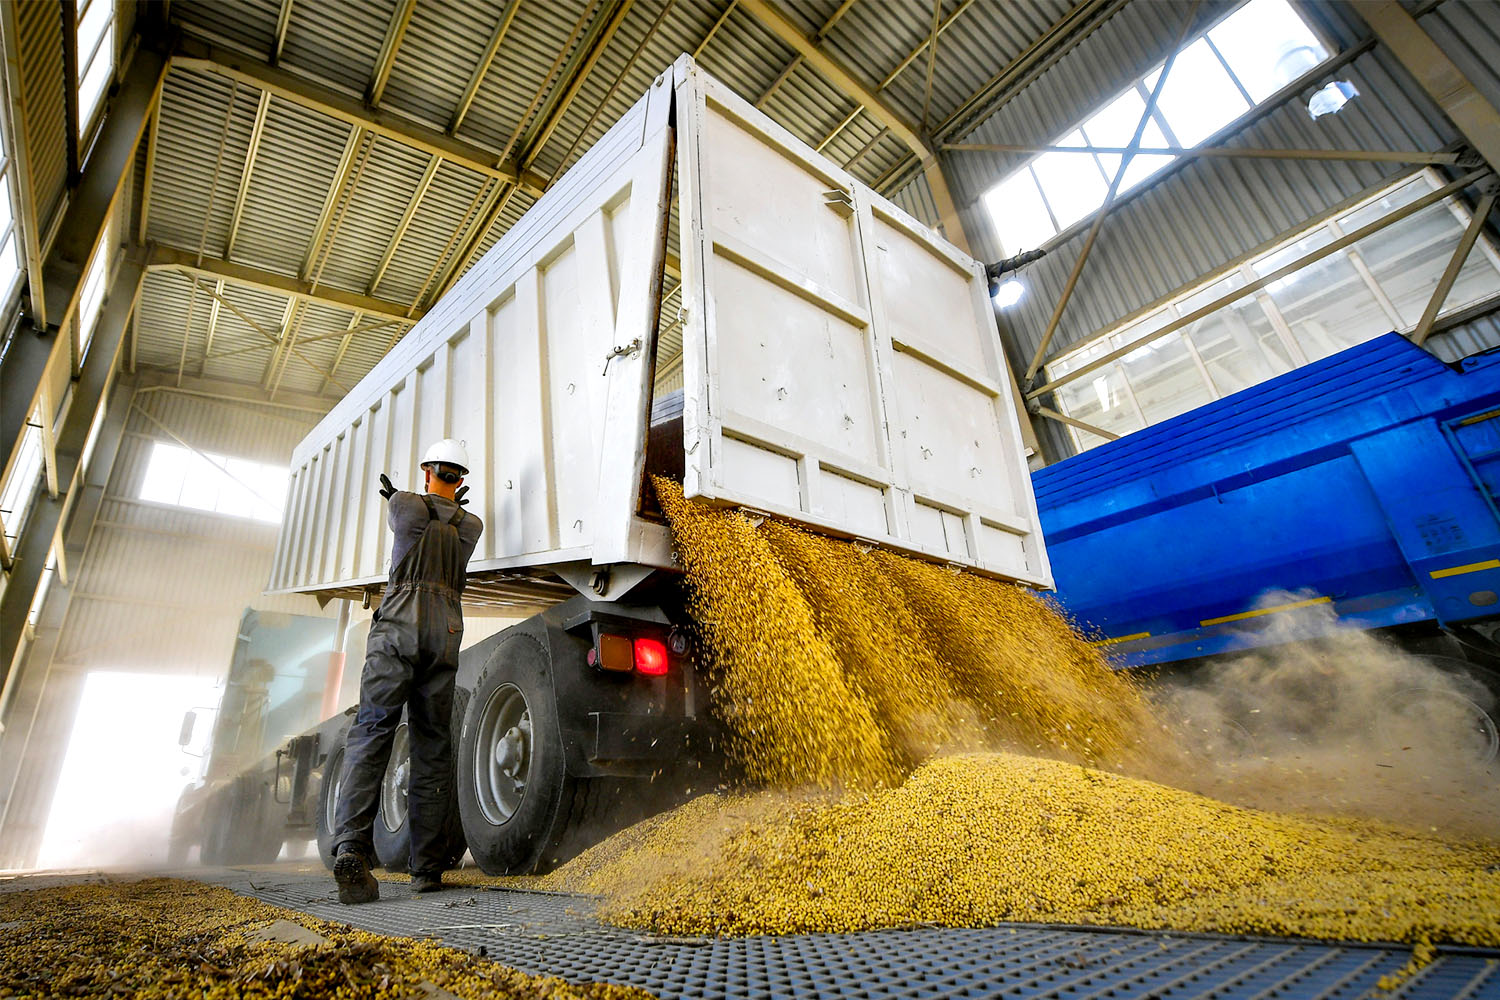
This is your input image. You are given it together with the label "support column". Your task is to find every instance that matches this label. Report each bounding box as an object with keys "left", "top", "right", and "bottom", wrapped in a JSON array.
[{"left": 0, "top": 254, "right": 144, "bottom": 691}]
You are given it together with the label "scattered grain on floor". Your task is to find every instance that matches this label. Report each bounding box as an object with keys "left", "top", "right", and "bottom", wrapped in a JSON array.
[{"left": 0, "top": 877, "right": 649, "bottom": 999}]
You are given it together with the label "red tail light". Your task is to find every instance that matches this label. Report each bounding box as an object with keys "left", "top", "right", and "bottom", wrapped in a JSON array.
[{"left": 633, "top": 637, "right": 669, "bottom": 675}]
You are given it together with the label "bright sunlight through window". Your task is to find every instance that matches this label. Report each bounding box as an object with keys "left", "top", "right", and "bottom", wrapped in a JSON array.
[
  {"left": 76, "top": 0, "right": 115, "bottom": 140},
  {"left": 39, "top": 671, "right": 221, "bottom": 870},
  {"left": 984, "top": 0, "right": 1329, "bottom": 254},
  {"left": 139, "top": 442, "right": 287, "bottom": 523}
]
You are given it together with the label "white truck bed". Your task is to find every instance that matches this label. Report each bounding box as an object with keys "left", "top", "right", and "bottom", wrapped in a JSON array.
[{"left": 268, "top": 56, "right": 1050, "bottom": 613}]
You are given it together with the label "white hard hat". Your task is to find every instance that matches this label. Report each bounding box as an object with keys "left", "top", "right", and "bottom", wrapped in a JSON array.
[{"left": 421, "top": 438, "right": 470, "bottom": 476}]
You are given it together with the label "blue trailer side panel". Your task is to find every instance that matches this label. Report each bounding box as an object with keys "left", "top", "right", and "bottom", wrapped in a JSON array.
[{"left": 1033, "top": 335, "right": 1500, "bottom": 667}]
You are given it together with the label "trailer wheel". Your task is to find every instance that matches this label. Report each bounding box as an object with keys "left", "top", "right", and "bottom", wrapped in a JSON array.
[
  {"left": 373, "top": 722, "right": 412, "bottom": 872},
  {"left": 314, "top": 738, "right": 346, "bottom": 871},
  {"left": 1381, "top": 659, "right": 1500, "bottom": 765},
  {"left": 456, "top": 638, "right": 575, "bottom": 874}
]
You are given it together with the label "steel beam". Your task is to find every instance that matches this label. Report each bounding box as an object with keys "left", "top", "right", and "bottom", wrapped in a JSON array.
[
  {"left": 302, "top": 127, "right": 366, "bottom": 280},
  {"left": 225, "top": 91, "right": 272, "bottom": 254},
  {"left": 920, "top": 0, "right": 940, "bottom": 129},
  {"left": 1024, "top": 0, "right": 1201, "bottom": 386},
  {"left": 171, "top": 40, "right": 548, "bottom": 194},
  {"left": 935, "top": 0, "right": 1122, "bottom": 142},
  {"left": 0, "top": 48, "right": 166, "bottom": 509},
  {"left": 755, "top": 0, "right": 858, "bottom": 109},
  {"left": 201, "top": 279, "right": 224, "bottom": 369},
  {"left": 136, "top": 93, "right": 162, "bottom": 244},
  {"left": 518, "top": 0, "right": 635, "bottom": 173},
  {"left": 548, "top": 0, "right": 676, "bottom": 181},
  {"left": 146, "top": 244, "right": 420, "bottom": 322},
  {"left": 448, "top": 0, "right": 522, "bottom": 135},
  {"left": 877, "top": 0, "right": 976, "bottom": 91},
  {"left": 271, "top": 0, "right": 294, "bottom": 63},
  {"left": 1357, "top": 1, "right": 1500, "bottom": 174},
  {"left": 808, "top": 0, "right": 977, "bottom": 157},
  {"left": 203, "top": 314, "right": 400, "bottom": 361},
  {"left": 133, "top": 370, "right": 335, "bottom": 413},
  {"left": 177, "top": 279, "right": 345, "bottom": 392},
  {"left": 1413, "top": 187, "right": 1497, "bottom": 345},
  {"left": 1033, "top": 406, "right": 1120, "bottom": 442},
  {"left": 61, "top": 0, "right": 80, "bottom": 185},
  {"left": 695, "top": 1, "right": 738, "bottom": 58},
  {"left": 1028, "top": 168, "right": 1489, "bottom": 399},
  {"left": 941, "top": 142, "right": 1463, "bottom": 165},
  {"left": 738, "top": 0, "right": 929, "bottom": 160},
  {"left": 368, "top": 155, "right": 440, "bottom": 295},
  {"left": 366, "top": 0, "right": 415, "bottom": 107},
  {"left": 429, "top": 181, "right": 513, "bottom": 305},
  {"left": 322, "top": 312, "right": 366, "bottom": 394},
  {"left": 0, "top": 255, "right": 144, "bottom": 689},
  {"left": 495, "top": 1, "right": 597, "bottom": 169}
]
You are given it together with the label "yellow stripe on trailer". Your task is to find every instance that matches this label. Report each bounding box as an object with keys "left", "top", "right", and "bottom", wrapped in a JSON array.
[
  {"left": 1090, "top": 632, "right": 1150, "bottom": 646},
  {"left": 1200, "top": 595, "right": 1331, "bottom": 628},
  {"left": 1429, "top": 558, "right": 1500, "bottom": 579}
]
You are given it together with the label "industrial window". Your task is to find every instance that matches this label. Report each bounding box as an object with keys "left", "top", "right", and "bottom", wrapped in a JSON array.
[
  {"left": 1046, "top": 171, "right": 1500, "bottom": 453},
  {"left": 983, "top": 0, "right": 1327, "bottom": 256},
  {"left": 76, "top": 0, "right": 115, "bottom": 142},
  {"left": 0, "top": 413, "right": 43, "bottom": 552},
  {"left": 0, "top": 80, "right": 23, "bottom": 308},
  {"left": 76, "top": 225, "right": 109, "bottom": 361},
  {"left": 138, "top": 441, "right": 287, "bottom": 523}
]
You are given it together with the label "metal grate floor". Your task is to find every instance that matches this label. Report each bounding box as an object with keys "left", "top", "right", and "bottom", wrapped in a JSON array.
[{"left": 180, "top": 867, "right": 1500, "bottom": 1000}]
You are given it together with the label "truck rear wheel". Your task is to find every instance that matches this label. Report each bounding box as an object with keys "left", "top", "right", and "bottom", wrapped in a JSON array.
[
  {"left": 314, "top": 736, "right": 346, "bottom": 870},
  {"left": 374, "top": 722, "right": 412, "bottom": 872},
  {"left": 1381, "top": 657, "right": 1500, "bottom": 765},
  {"left": 457, "top": 638, "right": 576, "bottom": 874}
]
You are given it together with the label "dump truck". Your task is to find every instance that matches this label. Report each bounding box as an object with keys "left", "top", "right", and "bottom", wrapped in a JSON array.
[
  {"left": 179, "top": 55, "right": 1048, "bottom": 875},
  {"left": 1035, "top": 333, "right": 1500, "bottom": 762}
]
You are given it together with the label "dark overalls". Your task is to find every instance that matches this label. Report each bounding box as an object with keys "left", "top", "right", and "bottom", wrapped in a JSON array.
[{"left": 334, "top": 496, "right": 469, "bottom": 874}]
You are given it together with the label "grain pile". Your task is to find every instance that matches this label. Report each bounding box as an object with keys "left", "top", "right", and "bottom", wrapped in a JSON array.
[
  {"left": 0, "top": 877, "right": 649, "bottom": 999},
  {"left": 652, "top": 478, "right": 1160, "bottom": 785},
  {"left": 530, "top": 483, "right": 1500, "bottom": 954},
  {"left": 541, "top": 752, "right": 1500, "bottom": 948}
]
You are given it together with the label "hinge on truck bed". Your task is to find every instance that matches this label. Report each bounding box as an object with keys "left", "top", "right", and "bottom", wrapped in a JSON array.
[{"left": 602, "top": 338, "right": 642, "bottom": 375}]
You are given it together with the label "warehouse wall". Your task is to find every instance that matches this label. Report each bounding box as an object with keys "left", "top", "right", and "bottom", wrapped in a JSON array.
[
  {"left": 895, "top": 0, "right": 1500, "bottom": 461},
  {"left": 54, "top": 388, "right": 327, "bottom": 675},
  {"left": 0, "top": 386, "right": 331, "bottom": 868}
]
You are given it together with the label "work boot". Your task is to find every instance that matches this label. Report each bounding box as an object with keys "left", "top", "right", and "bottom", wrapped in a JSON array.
[
  {"left": 333, "top": 848, "right": 379, "bottom": 904},
  {"left": 409, "top": 871, "right": 446, "bottom": 894}
]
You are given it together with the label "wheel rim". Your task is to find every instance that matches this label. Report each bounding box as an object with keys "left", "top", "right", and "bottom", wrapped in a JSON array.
[
  {"left": 324, "top": 748, "right": 344, "bottom": 835},
  {"left": 474, "top": 683, "right": 532, "bottom": 826},
  {"left": 381, "top": 724, "right": 411, "bottom": 833},
  {"left": 1380, "top": 686, "right": 1500, "bottom": 765}
]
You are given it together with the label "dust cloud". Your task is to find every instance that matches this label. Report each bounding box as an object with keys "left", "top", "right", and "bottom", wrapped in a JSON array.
[{"left": 1146, "top": 592, "right": 1500, "bottom": 838}]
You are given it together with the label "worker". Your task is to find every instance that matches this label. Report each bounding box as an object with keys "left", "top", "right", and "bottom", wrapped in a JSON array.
[{"left": 332, "top": 438, "right": 483, "bottom": 903}]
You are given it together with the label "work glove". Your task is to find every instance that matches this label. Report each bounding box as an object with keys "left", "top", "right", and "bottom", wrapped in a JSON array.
[
  {"left": 378, "top": 473, "right": 396, "bottom": 500},
  {"left": 455, "top": 485, "right": 470, "bottom": 506}
]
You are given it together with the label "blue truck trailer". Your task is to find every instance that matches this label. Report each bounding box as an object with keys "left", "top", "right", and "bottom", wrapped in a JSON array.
[{"left": 1033, "top": 333, "right": 1500, "bottom": 750}]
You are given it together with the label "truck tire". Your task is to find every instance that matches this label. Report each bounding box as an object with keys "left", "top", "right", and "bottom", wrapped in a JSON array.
[
  {"left": 314, "top": 735, "right": 347, "bottom": 871},
  {"left": 457, "top": 637, "right": 579, "bottom": 874},
  {"left": 373, "top": 722, "right": 412, "bottom": 872},
  {"left": 245, "top": 780, "right": 285, "bottom": 864},
  {"left": 201, "top": 777, "right": 280, "bottom": 865},
  {"left": 200, "top": 793, "right": 235, "bottom": 866},
  {"left": 1381, "top": 657, "right": 1500, "bottom": 765}
]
